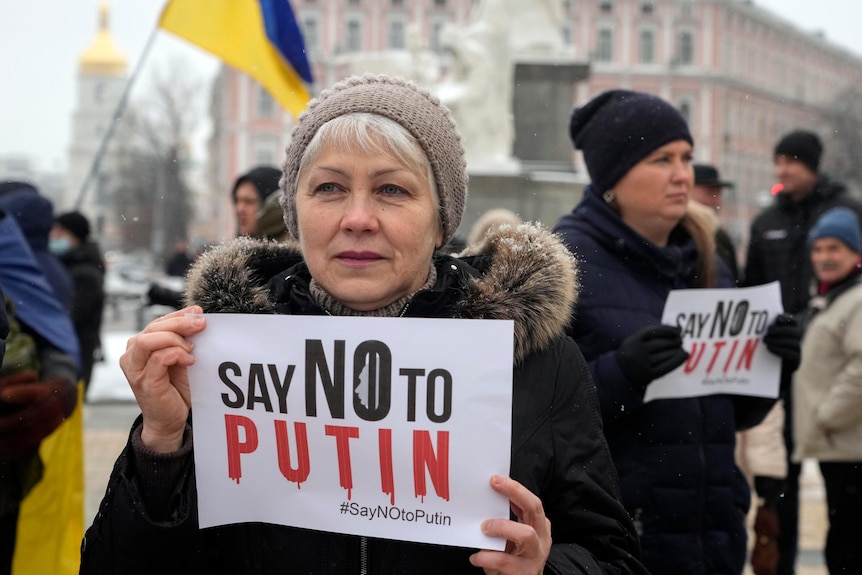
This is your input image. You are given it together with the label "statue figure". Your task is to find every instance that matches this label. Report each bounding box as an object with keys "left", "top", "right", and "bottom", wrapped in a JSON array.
[{"left": 435, "top": 0, "right": 566, "bottom": 170}]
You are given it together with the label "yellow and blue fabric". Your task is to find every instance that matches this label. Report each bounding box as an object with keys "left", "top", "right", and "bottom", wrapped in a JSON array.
[
  {"left": 0, "top": 211, "right": 79, "bottom": 366},
  {"left": 159, "top": 0, "right": 313, "bottom": 117},
  {"left": 0, "top": 213, "right": 84, "bottom": 575}
]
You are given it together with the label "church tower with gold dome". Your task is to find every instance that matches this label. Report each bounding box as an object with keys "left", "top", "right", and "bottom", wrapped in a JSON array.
[{"left": 65, "top": 1, "right": 128, "bottom": 235}]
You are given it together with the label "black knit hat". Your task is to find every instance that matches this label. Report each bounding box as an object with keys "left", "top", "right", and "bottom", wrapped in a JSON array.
[
  {"left": 231, "top": 166, "right": 282, "bottom": 203},
  {"left": 569, "top": 90, "right": 693, "bottom": 193},
  {"left": 774, "top": 130, "right": 822, "bottom": 173},
  {"left": 55, "top": 211, "right": 91, "bottom": 242},
  {"left": 693, "top": 164, "right": 733, "bottom": 188}
]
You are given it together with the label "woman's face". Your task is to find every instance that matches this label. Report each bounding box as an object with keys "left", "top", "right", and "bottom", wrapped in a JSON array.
[
  {"left": 296, "top": 141, "right": 443, "bottom": 311},
  {"left": 613, "top": 139, "right": 694, "bottom": 244}
]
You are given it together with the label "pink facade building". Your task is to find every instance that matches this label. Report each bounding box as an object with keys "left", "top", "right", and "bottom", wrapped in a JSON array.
[
  {"left": 568, "top": 0, "right": 862, "bottom": 247},
  {"left": 206, "top": 0, "right": 476, "bottom": 239},
  {"left": 207, "top": 0, "right": 862, "bottom": 247}
]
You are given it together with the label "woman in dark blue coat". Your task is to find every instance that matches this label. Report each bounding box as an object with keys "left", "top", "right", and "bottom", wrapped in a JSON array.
[{"left": 553, "top": 90, "right": 798, "bottom": 575}]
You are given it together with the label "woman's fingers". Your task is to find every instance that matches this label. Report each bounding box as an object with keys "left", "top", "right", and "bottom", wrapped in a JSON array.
[
  {"left": 469, "top": 476, "right": 552, "bottom": 575},
  {"left": 119, "top": 306, "right": 207, "bottom": 452}
]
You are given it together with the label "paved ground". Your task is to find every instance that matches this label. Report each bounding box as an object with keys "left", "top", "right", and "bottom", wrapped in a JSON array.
[{"left": 82, "top": 300, "right": 829, "bottom": 571}]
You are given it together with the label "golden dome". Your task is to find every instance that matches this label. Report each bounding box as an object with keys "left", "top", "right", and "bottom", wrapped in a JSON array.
[{"left": 79, "top": 2, "right": 127, "bottom": 76}]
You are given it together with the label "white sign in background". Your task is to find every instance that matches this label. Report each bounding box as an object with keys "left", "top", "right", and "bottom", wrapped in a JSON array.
[
  {"left": 644, "top": 282, "right": 784, "bottom": 403},
  {"left": 188, "top": 314, "right": 514, "bottom": 550}
]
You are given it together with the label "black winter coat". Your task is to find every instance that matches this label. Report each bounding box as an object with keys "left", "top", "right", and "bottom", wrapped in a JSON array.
[
  {"left": 553, "top": 186, "right": 774, "bottom": 575},
  {"left": 59, "top": 241, "right": 104, "bottom": 385},
  {"left": 80, "top": 224, "right": 647, "bottom": 575},
  {"left": 744, "top": 176, "right": 862, "bottom": 313}
]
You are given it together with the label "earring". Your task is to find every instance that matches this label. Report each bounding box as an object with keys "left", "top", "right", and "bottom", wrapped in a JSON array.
[{"left": 602, "top": 190, "right": 616, "bottom": 204}]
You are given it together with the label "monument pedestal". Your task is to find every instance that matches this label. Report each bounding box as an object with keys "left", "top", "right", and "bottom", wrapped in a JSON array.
[
  {"left": 512, "top": 60, "right": 590, "bottom": 171},
  {"left": 456, "top": 169, "right": 587, "bottom": 243},
  {"left": 454, "top": 60, "right": 591, "bottom": 243}
]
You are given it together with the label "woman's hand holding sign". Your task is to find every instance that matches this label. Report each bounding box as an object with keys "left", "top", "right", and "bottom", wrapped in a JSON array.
[
  {"left": 469, "top": 475, "right": 552, "bottom": 575},
  {"left": 120, "top": 305, "right": 207, "bottom": 452}
]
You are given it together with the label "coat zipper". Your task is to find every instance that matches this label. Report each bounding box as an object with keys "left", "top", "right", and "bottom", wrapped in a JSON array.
[{"left": 360, "top": 536, "right": 368, "bottom": 575}]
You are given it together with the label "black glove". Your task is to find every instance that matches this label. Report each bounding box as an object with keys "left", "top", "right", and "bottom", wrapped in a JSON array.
[
  {"left": 617, "top": 324, "right": 689, "bottom": 390},
  {"left": 754, "top": 475, "right": 786, "bottom": 508},
  {"left": 763, "top": 313, "right": 800, "bottom": 369},
  {"left": 147, "top": 283, "right": 184, "bottom": 309}
]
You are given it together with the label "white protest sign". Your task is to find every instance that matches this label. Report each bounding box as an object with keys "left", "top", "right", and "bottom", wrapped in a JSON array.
[
  {"left": 187, "top": 314, "right": 514, "bottom": 550},
  {"left": 644, "top": 281, "right": 783, "bottom": 403}
]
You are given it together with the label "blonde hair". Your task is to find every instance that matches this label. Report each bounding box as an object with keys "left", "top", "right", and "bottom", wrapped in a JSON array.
[{"left": 681, "top": 200, "right": 719, "bottom": 288}]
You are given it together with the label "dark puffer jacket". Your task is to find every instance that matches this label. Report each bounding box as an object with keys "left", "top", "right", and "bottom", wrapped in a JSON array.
[
  {"left": 744, "top": 176, "right": 862, "bottom": 313},
  {"left": 80, "top": 224, "right": 648, "bottom": 575},
  {"left": 553, "top": 186, "right": 773, "bottom": 575},
  {"left": 58, "top": 241, "right": 104, "bottom": 386}
]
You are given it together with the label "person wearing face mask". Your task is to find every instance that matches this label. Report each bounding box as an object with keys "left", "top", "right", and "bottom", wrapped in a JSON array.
[{"left": 50, "top": 211, "right": 105, "bottom": 392}]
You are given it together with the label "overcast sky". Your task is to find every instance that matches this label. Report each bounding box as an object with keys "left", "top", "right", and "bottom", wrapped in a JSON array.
[{"left": 0, "top": 0, "right": 858, "bottom": 171}]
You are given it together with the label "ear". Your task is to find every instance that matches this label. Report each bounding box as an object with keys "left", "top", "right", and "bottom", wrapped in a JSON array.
[{"left": 435, "top": 222, "right": 445, "bottom": 250}]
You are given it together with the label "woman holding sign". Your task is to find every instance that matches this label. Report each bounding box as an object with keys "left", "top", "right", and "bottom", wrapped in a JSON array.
[
  {"left": 81, "top": 75, "right": 647, "bottom": 575},
  {"left": 552, "top": 90, "right": 800, "bottom": 575}
]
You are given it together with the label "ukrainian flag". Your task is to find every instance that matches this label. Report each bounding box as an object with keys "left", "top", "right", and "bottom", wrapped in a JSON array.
[{"left": 159, "top": 0, "right": 313, "bottom": 117}]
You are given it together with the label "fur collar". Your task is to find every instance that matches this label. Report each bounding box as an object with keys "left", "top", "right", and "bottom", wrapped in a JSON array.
[{"left": 184, "top": 223, "right": 578, "bottom": 364}]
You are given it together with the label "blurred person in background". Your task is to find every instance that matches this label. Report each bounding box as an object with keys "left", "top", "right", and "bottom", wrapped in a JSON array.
[
  {"left": 0, "top": 182, "right": 73, "bottom": 310},
  {"left": 465, "top": 207, "right": 522, "bottom": 248},
  {"left": 691, "top": 164, "right": 741, "bottom": 283},
  {"left": 691, "top": 165, "right": 786, "bottom": 573},
  {"left": 792, "top": 207, "right": 862, "bottom": 574},
  {"left": 552, "top": 89, "right": 800, "bottom": 575},
  {"left": 147, "top": 168, "right": 290, "bottom": 312},
  {"left": 231, "top": 165, "right": 282, "bottom": 237},
  {"left": 252, "top": 192, "right": 291, "bottom": 242},
  {"left": 0, "top": 208, "right": 80, "bottom": 575},
  {"left": 164, "top": 240, "right": 193, "bottom": 278},
  {"left": 50, "top": 211, "right": 104, "bottom": 393},
  {"left": 743, "top": 130, "right": 862, "bottom": 575}
]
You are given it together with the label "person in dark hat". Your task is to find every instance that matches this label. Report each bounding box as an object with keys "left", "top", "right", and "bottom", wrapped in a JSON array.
[
  {"left": 691, "top": 164, "right": 740, "bottom": 282},
  {"left": 553, "top": 89, "right": 800, "bottom": 575},
  {"left": 50, "top": 211, "right": 105, "bottom": 392},
  {"left": 743, "top": 130, "right": 862, "bottom": 575},
  {"left": 231, "top": 165, "right": 282, "bottom": 237}
]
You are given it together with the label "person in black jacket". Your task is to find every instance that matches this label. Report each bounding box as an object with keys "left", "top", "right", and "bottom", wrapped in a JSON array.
[
  {"left": 80, "top": 74, "right": 647, "bottom": 575},
  {"left": 50, "top": 211, "right": 105, "bottom": 392},
  {"left": 552, "top": 89, "right": 799, "bottom": 575},
  {"left": 744, "top": 129, "right": 862, "bottom": 575}
]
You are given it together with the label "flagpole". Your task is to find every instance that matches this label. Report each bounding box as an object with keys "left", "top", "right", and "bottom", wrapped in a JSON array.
[{"left": 74, "top": 24, "right": 160, "bottom": 209}]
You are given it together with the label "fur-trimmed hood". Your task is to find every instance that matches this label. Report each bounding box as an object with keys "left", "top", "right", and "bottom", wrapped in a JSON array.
[{"left": 184, "top": 222, "right": 578, "bottom": 364}]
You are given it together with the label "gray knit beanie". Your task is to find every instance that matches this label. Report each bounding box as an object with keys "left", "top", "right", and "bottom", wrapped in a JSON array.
[{"left": 280, "top": 74, "right": 468, "bottom": 244}]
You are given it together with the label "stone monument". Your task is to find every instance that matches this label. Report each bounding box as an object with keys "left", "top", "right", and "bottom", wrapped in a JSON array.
[{"left": 341, "top": 0, "right": 591, "bottom": 240}]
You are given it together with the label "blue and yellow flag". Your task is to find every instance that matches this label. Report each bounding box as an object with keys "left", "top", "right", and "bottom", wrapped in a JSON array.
[{"left": 159, "top": 0, "right": 313, "bottom": 117}]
